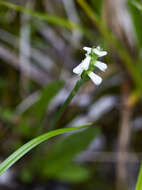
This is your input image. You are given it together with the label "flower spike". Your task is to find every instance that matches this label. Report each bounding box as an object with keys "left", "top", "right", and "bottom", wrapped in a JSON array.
[{"left": 73, "top": 46, "right": 107, "bottom": 85}]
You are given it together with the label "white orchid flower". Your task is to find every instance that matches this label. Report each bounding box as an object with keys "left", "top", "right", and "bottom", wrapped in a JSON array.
[
  {"left": 73, "top": 56, "right": 91, "bottom": 76},
  {"left": 88, "top": 72, "right": 102, "bottom": 85},
  {"left": 95, "top": 61, "right": 107, "bottom": 71},
  {"left": 83, "top": 46, "right": 107, "bottom": 57},
  {"left": 73, "top": 46, "right": 107, "bottom": 85}
]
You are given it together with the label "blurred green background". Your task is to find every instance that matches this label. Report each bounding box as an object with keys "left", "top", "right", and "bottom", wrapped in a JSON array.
[{"left": 0, "top": 0, "right": 142, "bottom": 189}]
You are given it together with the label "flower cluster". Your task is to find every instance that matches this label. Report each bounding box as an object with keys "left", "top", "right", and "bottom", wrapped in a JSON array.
[{"left": 73, "top": 46, "right": 107, "bottom": 85}]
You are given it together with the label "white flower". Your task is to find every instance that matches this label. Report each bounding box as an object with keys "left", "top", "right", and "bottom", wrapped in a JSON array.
[
  {"left": 83, "top": 46, "right": 107, "bottom": 57},
  {"left": 88, "top": 72, "right": 102, "bottom": 85},
  {"left": 95, "top": 61, "right": 107, "bottom": 71},
  {"left": 73, "top": 56, "right": 91, "bottom": 76},
  {"left": 83, "top": 47, "right": 92, "bottom": 56},
  {"left": 73, "top": 46, "right": 107, "bottom": 86}
]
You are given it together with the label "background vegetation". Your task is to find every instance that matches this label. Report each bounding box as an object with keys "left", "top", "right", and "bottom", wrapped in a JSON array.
[{"left": 0, "top": 0, "right": 142, "bottom": 189}]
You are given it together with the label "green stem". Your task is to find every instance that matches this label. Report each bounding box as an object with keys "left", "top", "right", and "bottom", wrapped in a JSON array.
[{"left": 48, "top": 79, "right": 86, "bottom": 131}]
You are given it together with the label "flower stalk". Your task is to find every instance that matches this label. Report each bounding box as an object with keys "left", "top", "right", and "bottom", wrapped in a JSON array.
[
  {"left": 48, "top": 78, "right": 86, "bottom": 131},
  {"left": 48, "top": 46, "right": 107, "bottom": 130}
]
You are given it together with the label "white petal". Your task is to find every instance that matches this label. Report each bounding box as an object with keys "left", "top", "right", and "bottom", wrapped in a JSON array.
[
  {"left": 81, "top": 56, "right": 91, "bottom": 70},
  {"left": 83, "top": 47, "right": 91, "bottom": 54},
  {"left": 73, "top": 63, "right": 84, "bottom": 75},
  {"left": 95, "top": 61, "right": 107, "bottom": 71},
  {"left": 73, "top": 56, "right": 91, "bottom": 75},
  {"left": 83, "top": 46, "right": 91, "bottom": 51},
  {"left": 93, "top": 46, "right": 107, "bottom": 57},
  {"left": 88, "top": 72, "right": 102, "bottom": 85}
]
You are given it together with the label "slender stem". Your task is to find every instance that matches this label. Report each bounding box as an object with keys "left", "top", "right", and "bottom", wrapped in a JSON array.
[{"left": 48, "top": 78, "right": 86, "bottom": 131}]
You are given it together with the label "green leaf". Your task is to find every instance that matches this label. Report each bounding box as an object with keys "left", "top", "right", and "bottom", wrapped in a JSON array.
[
  {"left": 17, "top": 81, "right": 64, "bottom": 137},
  {"left": 20, "top": 168, "right": 33, "bottom": 183},
  {"left": 55, "top": 163, "right": 89, "bottom": 183},
  {"left": 41, "top": 126, "right": 100, "bottom": 176},
  {"left": 17, "top": 119, "right": 34, "bottom": 138},
  {"left": 0, "top": 124, "right": 91, "bottom": 176},
  {"left": 135, "top": 164, "right": 142, "bottom": 190},
  {"left": 34, "top": 80, "right": 64, "bottom": 122}
]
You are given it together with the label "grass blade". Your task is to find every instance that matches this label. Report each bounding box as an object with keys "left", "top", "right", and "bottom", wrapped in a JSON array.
[{"left": 0, "top": 124, "right": 91, "bottom": 176}]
